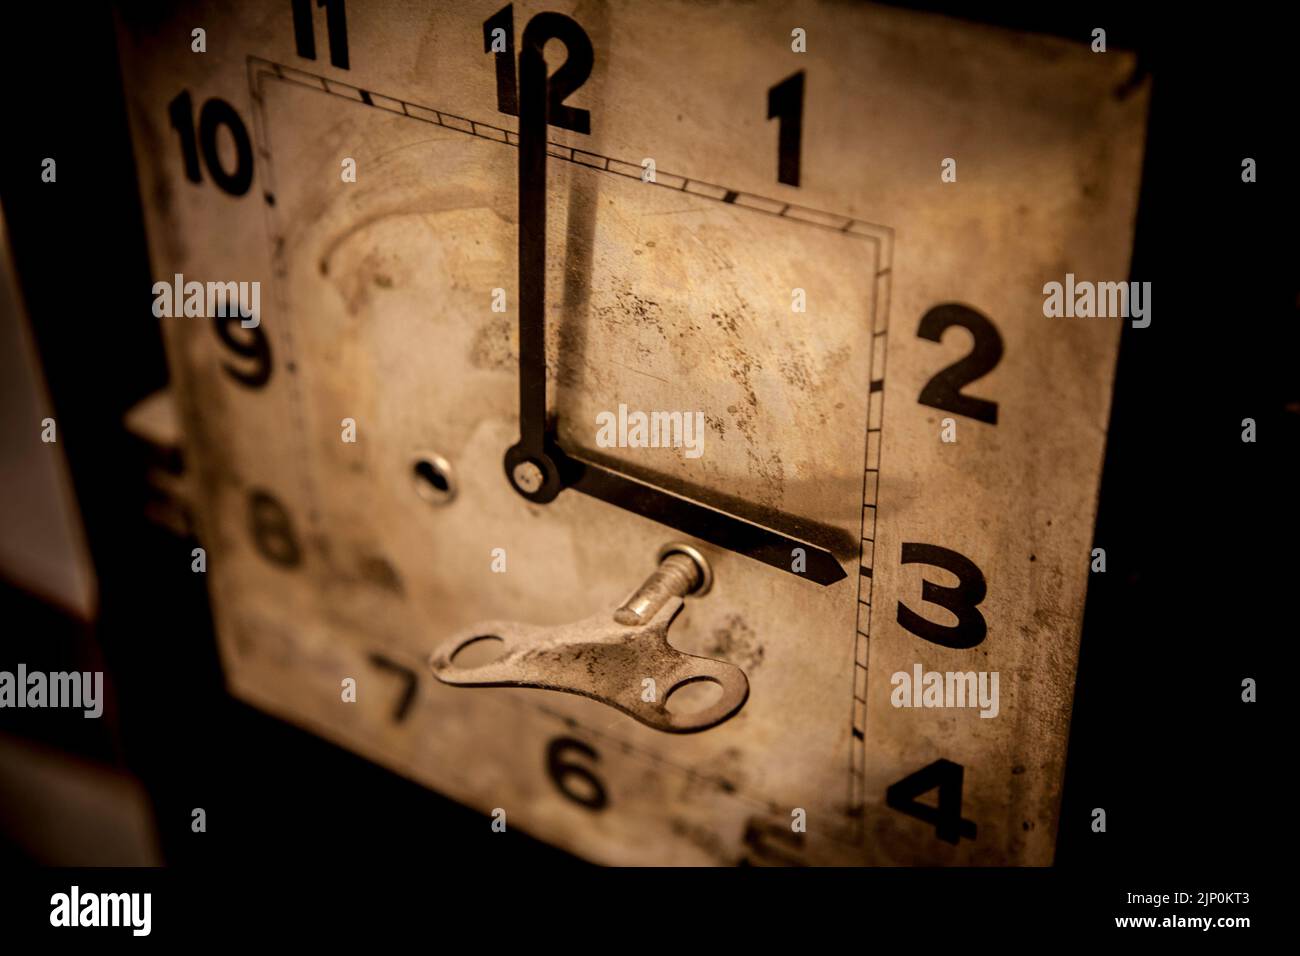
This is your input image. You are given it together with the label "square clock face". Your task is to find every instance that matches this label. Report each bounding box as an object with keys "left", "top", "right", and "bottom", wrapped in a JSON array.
[{"left": 115, "top": 0, "right": 1147, "bottom": 864}]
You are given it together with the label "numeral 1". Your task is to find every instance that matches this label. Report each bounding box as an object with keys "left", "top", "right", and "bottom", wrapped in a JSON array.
[
  {"left": 484, "top": 4, "right": 517, "bottom": 116},
  {"left": 767, "top": 71, "right": 804, "bottom": 186}
]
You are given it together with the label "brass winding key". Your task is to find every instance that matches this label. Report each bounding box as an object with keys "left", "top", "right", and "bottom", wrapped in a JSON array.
[{"left": 429, "top": 545, "right": 749, "bottom": 733}]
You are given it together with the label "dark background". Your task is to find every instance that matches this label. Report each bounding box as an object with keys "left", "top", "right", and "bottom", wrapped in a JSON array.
[{"left": 0, "top": 0, "right": 1290, "bottom": 881}]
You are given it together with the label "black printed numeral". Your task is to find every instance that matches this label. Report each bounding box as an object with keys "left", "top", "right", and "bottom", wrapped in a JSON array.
[
  {"left": 248, "top": 491, "right": 301, "bottom": 567},
  {"left": 546, "top": 737, "right": 607, "bottom": 810},
  {"left": 897, "top": 543, "right": 987, "bottom": 649},
  {"left": 916, "top": 303, "right": 1004, "bottom": 425},
  {"left": 886, "top": 759, "right": 976, "bottom": 844},
  {"left": 738, "top": 816, "right": 806, "bottom": 867},
  {"left": 368, "top": 653, "right": 418, "bottom": 723},
  {"left": 292, "top": 0, "right": 349, "bottom": 69},
  {"left": 484, "top": 4, "right": 517, "bottom": 116},
  {"left": 487, "top": 7, "right": 593, "bottom": 133},
  {"left": 213, "top": 315, "right": 272, "bottom": 388},
  {"left": 168, "top": 91, "right": 254, "bottom": 196},
  {"left": 767, "top": 71, "right": 804, "bottom": 186}
]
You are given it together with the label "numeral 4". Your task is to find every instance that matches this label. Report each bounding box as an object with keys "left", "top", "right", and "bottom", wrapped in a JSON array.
[{"left": 886, "top": 758, "right": 977, "bottom": 844}]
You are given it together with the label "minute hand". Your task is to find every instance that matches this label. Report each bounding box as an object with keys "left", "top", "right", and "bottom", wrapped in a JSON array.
[{"left": 554, "top": 448, "right": 849, "bottom": 586}]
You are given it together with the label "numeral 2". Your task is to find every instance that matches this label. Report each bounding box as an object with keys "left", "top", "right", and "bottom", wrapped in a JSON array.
[{"left": 917, "top": 303, "right": 1004, "bottom": 425}]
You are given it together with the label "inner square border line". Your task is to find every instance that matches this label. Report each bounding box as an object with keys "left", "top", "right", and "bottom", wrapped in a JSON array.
[{"left": 245, "top": 55, "right": 893, "bottom": 848}]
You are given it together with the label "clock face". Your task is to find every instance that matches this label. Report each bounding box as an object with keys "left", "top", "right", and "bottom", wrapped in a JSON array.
[{"left": 114, "top": 0, "right": 1148, "bottom": 864}]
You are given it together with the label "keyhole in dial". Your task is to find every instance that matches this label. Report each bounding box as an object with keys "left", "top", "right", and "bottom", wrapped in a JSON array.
[{"left": 412, "top": 453, "right": 457, "bottom": 505}]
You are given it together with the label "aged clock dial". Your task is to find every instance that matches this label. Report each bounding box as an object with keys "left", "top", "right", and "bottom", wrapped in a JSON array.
[{"left": 114, "top": 0, "right": 1148, "bottom": 864}]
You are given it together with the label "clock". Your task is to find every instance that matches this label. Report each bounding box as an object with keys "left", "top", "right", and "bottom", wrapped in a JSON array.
[{"left": 113, "top": 0, "right": 1148, "bottom": 864}]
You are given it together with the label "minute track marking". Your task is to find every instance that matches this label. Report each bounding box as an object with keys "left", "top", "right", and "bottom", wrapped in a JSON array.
[{"left": 244, "top": 58, "right": 894, "bottom": 247}]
